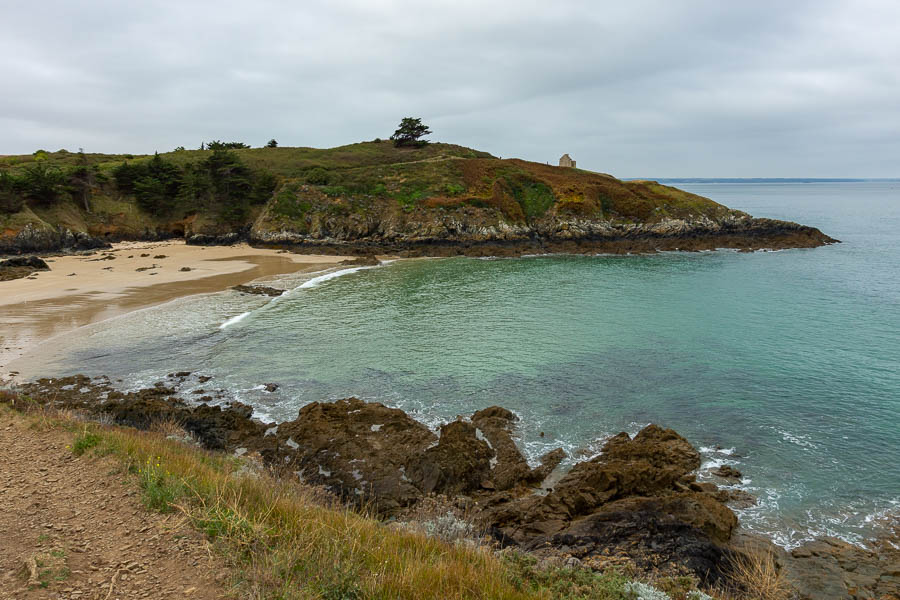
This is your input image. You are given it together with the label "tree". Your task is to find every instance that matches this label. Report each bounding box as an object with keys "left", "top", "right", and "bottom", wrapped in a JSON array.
[
  {"left": 266, "top": 139, "right": 278, "bottom": 148},
  {"left": 67, "top": 148, "right": 96, "bottom": 212},
  {"left": 0, "top": 171, "right": 24, "bottom": 213},
  {"left": 207, "top": 140, "right": 249, "bottom": 150},
  {"left": 21, "top": 163, "right": 65, "bottom": 206},
  {"left": 390, "top": 117, "right": 432, "bottom": 147}
]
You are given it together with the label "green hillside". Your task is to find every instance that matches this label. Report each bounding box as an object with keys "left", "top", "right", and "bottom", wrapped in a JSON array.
[{"left": 1, "top": 140, "right": 755, "bottom": 255}]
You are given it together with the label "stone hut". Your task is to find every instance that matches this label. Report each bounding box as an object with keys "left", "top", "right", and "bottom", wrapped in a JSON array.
[{"left": 559, "top": 153, "right": 576, "bottom": 168}]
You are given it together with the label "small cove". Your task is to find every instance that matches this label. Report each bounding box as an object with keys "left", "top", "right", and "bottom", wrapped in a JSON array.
[{"left": 12, "top": 181, "right": 900, "bottom": 549}]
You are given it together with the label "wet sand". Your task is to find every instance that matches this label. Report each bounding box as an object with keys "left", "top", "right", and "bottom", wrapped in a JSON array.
[{"left": 0, "top": 240, "right": 352, "bottom": 382}]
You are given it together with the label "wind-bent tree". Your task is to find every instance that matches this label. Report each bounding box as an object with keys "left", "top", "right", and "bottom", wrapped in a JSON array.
[
  {"left": 390, "top": 117, "right": 432, "bottom": 147},
  {"left": 266, "top": 139, "right": 278, "bottom": 148}
]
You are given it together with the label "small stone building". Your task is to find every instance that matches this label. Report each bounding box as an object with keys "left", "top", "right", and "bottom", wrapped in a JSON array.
[{"left": 559, "top": 153, "right": 576, "bottom": 168}]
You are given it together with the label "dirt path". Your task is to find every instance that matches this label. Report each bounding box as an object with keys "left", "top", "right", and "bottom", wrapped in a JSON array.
[{"left": 0, "top": 410, "right": 229, "bottom": 599}]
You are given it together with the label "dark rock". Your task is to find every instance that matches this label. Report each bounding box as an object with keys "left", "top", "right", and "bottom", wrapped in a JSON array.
[
  {"left": 274, "top": 397, "right": 436, "bottom": 512},
  {"left": 263, "top": 383, "right": 279, "bottom": 393},
  {"left": 483, "top": 424, "right": 736, "bottom": 583},
  {"left": 711, "top": 465, "right": 743, "bottom": 479},
  {"left": 528, "top": 496, "right": 731, "bottom": 583},
  {"left": 233, "top": 284, "right": 283, "bottom": 297},
  {"left": 179, "top": 267, "right": 192, "bottom": 272},
  {"left": 339, "top": 255, "right": 380, "bottom": 266},
  {"left": 0, "top": 256, "right": 50, "bottom": 281},
  {"left": 412, "top": 420, "right": 494, "bottom": 495},
  {"left": 0, "top": 224, "right": 109, "bottom": 256},
  {"left": 186, "top": 232, "right": 242, "bottom": 246}
]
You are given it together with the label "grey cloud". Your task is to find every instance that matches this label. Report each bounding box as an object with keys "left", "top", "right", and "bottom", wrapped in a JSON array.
[{"left": 1, "top": 0, "right": 898, "bottom": 176}]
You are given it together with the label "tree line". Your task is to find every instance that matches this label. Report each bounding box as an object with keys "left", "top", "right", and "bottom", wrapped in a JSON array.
[
  {"left": 113, "top": 149, "right": 277, "bottom": 222},
  {"left": 0, "top": 148, "right": 277, "bottom": 224}
]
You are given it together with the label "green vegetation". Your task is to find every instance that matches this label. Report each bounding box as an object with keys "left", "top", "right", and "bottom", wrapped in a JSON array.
[
  {"left": 0, "top": 139, "right": 735, "bottom": 241},
  {"left": 111, "top": 149, "right": 276, "bottom": 222},
  {"left": 70, "top": 430, "right": 102, "bottom": 456}
]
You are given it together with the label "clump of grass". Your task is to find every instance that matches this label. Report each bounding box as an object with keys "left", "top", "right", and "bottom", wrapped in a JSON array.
[
  {"left": 135, "top": 454, "right": 188, "bottom": 513},
  {"left": 711, "top": 546, "right": 790, "bottom": 600},
  {"left": 70, "top": 430, "right": 102, "bottom": 456}
]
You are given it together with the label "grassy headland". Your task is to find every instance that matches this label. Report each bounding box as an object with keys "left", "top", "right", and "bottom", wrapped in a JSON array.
[{"left": 2, "top": 140, "right": 805, "bottom": 258}]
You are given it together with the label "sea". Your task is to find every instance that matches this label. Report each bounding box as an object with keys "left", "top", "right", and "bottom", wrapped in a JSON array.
[{"left": 15, "top": 180, "right": 900, "bottom": 550}]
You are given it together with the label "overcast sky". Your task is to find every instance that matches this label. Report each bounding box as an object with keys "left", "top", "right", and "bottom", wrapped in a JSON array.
[{"left": 2, "top": 1, "right": 898, "bottom": 177}]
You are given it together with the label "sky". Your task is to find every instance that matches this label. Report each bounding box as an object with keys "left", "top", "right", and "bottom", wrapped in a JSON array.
[{"left": 2, "top": 0, "right": 899, "bottom": 177}]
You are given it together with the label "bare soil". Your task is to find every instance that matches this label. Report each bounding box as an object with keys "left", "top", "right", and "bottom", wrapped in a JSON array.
[{"left": 0, "top": 410, "right": 229, "bottom": 599}]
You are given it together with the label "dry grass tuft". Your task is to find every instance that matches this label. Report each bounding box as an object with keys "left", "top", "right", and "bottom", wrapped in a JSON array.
[{"left": 711, "top": 546, "right": 791, "bottom": 600}]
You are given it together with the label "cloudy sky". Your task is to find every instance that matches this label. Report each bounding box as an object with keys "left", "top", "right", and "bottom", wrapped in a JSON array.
[{"left": 2, "top": 0, "right": 898, "bottom": 177}]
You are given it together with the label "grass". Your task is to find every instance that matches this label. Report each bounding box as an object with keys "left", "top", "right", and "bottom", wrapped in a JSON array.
[{"left": 70, "top": 429, "right": 101, "bottom": 455}]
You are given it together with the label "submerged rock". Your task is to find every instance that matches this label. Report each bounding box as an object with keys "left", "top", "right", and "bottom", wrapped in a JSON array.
[
  {"left": 233, "top": 284, "right": 283, "bottom": 297},
  {"left": 339, "top": 255, "right": 380, "bottom": 266}
]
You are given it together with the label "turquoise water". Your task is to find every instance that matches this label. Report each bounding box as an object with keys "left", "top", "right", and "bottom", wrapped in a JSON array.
[{"left": 21, "top": 182, "right": 900, "bottom": 548}]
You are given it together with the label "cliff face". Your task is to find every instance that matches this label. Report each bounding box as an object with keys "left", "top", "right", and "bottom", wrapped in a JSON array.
[
  {"left": 0, "top": 143, "right": 838, "bottom": 256},
  {"left": 250, "top": 193, "right": 835, "bottom": 256},
  {"left": 248, "top": 154, "right": 836, "bottom": 255}
]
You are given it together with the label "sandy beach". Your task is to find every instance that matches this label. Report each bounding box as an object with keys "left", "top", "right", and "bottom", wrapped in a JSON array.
[{"left": 0, "top": 240, "right": 352, "bottom": 383}]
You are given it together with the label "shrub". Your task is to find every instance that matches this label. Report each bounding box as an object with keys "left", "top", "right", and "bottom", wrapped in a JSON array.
[{"left": 305, "top": 167, "right": 331, "bottom": 185}]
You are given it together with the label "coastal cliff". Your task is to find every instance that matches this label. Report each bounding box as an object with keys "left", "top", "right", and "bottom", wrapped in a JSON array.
[{"left": 0, "top": 143, "right": 837, "bottom": 257}]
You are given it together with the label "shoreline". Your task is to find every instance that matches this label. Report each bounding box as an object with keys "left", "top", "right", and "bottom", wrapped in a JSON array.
[
  {"left": 0, "top": 240, "right": 355, "bottom": 384},
  {"left": 8, "top": 374, "right": 898, "bottom": 599}
]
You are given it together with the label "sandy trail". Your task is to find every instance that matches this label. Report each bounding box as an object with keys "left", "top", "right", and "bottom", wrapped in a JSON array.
[
  {"left": 0, "top": 408, "right": 228, "bottom": 599},
  {"left": 0, "top": 240, "right": 352, "bottom": 382}
]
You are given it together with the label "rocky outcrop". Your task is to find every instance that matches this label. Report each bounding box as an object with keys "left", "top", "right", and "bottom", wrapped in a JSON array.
[
  {"left": 778, "top": 536, "right": 900, "bottom": 600},
  {"left": 186, "top": 232, "right": 243, "bottom": 246},
  {"left": 0, "top": 255, "right": 50, "bottom": 281},
  {"left": 233, "top": 284, "right": 283, "bottom": 297},
  {"left": 481, "top": 425, "right": 738, "bottom": 582},
  {"left": 340, "top": 255, "right": 381, "bottom": 266},
  {"left": 0, "top": 223, "right": 110, "bottom": 256}
]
